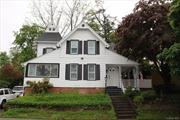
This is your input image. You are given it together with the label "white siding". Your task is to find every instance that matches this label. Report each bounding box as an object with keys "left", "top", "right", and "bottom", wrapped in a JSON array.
[
  {"left": 24, "top": 24, "right": 138, "bottom": 88},
  {"left": 37, "top": 43, "right": 57, "bottom": 56}
]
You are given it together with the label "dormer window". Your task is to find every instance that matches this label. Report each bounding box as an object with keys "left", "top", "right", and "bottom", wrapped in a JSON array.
[
  {"left": 43, "top": 47, "right": 55, "bottom": 54},
  {"left": 70, "top": 41, "right": 78, "bottom": 54}
]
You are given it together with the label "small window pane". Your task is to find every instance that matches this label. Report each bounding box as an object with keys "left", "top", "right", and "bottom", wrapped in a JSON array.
[
  {"left": 9, "top": 89, "right": 13, "bottom": 94},
  {"left": 46, "top": 48, "right": 54, "bottom": 53},
  {"left": 5, "top": 90, "right": 9, "bottom": 94},
  {"left": 51, "top": 64, "right": 58, "bottom": 77},
  {"left": 37, "top": 64, "right": 50, "bottom": 77},
  {"left": 88, "top": 41, "right": 95, "bottom": 54},
  {"left": 0, "top": 90, "right": 3, "bottom": 95},
  {"left": 89, "top": 65, "right": 95, "bottom": 72},
  {"left": 71, "top": 41, "right": 78, "bottom": 54},
  {"left": 28, "top": 64, "right": 36, "bottom": 76},
  {"left": 71, "top": 73, "right": 77, "bottom": 79},
  {"left": 89, "top": 73, "right": 95, "bottom": 80}
]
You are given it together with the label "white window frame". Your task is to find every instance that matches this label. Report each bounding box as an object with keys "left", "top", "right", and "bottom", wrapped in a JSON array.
[
  {"left": 88, "top": 40, "right": 96, "bottom": 55},
  {"left": 70, "top": 64, "right": 78, "bottom": 80},
  {"left": 46, "top": 48, "right": 54, "bottom": 53},
  {"left": 88, "top": 64, "right": 96, "bottom": 80},
  {"left": 27, "top": 63, "right": 59, "bottom": 78},
  {"left": 28, "top": 64, "right": 37, "bottom": 77},
  {"left": 70, "top": 41, "right": 78, "bottom": 54}
]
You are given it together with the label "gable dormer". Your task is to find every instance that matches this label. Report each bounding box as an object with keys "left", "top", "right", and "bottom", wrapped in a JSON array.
[
  {"left": 58, "top": 21, "right": 109, "bottom": 55},
  {"left": 36, "top": 23, "right": 62, "bottom": 56}
]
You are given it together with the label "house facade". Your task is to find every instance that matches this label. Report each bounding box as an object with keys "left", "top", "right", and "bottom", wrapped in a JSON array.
[{"left": 23, "top": 21, "right": 152, "bottom": 93}]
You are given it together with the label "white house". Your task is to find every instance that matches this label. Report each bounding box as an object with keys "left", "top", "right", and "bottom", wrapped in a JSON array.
[{"left": 23, "top": 21, "right": 152, "bottom": 93}]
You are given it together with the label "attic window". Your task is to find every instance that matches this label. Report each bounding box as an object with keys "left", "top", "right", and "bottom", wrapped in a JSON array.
[{"left": 82, "top": 24, "right": 85, "bottom": 27}]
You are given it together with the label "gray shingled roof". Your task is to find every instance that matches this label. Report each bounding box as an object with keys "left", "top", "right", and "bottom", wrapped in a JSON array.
[{"left": 37, "top": 32, "right": 62, "bottom": 42}]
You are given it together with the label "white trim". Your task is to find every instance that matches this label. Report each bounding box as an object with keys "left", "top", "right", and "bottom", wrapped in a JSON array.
[
  {"left": 57, "top": 21, "right": 110, "bottom": 48},
  {"left": 70, "top": 41, "right": 78, "bottom": 54},
  {"left": 88, "top": 64, "right": 96, "bottom": 80},
  {"left": 70, "top": 64, "right": 78, "bottom": 80}
]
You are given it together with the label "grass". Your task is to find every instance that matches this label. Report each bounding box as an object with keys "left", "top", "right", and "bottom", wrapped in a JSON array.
[
  {"left": 7, "top": 93, "right": 111, "bottom": 110},
  {"left": 0, "top": 108, "right": 117, "bottom": 120}
]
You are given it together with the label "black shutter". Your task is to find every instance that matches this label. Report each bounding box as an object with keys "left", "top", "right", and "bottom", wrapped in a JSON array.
[
  {"left": 96, "top": 64, "right": 100, "bottom": 80},
  {"left": 66, "top": 41, "right": 70, "bottom": 54},
  {"left": 84, "top": 64, "right": 88, "bottom": 80},
  {"left": 26, "top": 64, "right": 29, "bottom": 77},
  {"left": 43, "top": 48, "right": 47, "bottom": 54},
  {"left": 96, "top": 41, "right": 100, "bottom": 54},
  {"left": 78, "top": 64, "right": 82, "bottom": 80},
  {"left": 84, "top": 41, "right": 88, "bottom": 54},
  {"left": 65, "top": 64, "right": 70, "bottom": 80},
  {"left": 78, "top": 41, "right": 82, "bottom": 54}
]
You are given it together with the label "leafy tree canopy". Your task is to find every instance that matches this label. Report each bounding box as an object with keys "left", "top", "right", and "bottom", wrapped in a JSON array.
[
  {"left": 85, "top": 8, "right": 118, "bottom": 43},
  {"left": 158, "top": 43, "right": 180, "bottom": 75},
  {"left": 168, "top": 0, "right": 180, "bottom": 37},
  {"left": 0, "top": 52, "right": 10, "bottom": 67},
  {"left": 10, "top": 24, "right": 44, "bottom": 70},
  {"left": 116, "top": 0, "right": 176, "bottom": 86}
]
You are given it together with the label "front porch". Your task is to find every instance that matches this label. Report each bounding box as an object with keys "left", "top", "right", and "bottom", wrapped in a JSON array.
[{"left": 105, "top": 64, "right": 152, "bottom": 92}]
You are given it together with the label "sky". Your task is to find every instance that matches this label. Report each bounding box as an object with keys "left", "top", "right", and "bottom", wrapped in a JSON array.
[{"left": 0, "top": 0, "right": 139, "bottom": 53}]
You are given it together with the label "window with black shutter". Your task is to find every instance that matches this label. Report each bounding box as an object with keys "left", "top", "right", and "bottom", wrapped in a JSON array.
[
  {"left": 84, "top": 64, "right": 100, "bottom": 80},
  {"left": 66, "top": 40, "right": 82, "bottom": 54},
  {"left": 66, "top": 64, "right": 82, "bottom": 80},
  {"left": 84, "top": 40, "right": 100, "bottom": 55}
]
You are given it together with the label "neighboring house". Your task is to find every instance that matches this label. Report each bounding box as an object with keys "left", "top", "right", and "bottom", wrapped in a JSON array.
[{"left": 23, "top": 21, "right": 152, "bottom": 93}]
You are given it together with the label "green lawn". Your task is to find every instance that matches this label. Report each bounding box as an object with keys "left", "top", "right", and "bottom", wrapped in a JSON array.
[
  {"left": 7, "top": 93, "right": 111, "bottom": 110},
  {"left": 0, "top": 108, "right": 117, "bottom": 120},
  {"left": 2, "top": 93, "right": 116, "bottom": 119}
]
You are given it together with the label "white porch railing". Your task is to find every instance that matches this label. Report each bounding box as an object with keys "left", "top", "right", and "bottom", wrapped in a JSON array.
[
  {"left": 122, "top": 79, "right": 152, "bottom": 92},
  {"left": 139, "top": 79, "right": 152, "bottom": 88}
]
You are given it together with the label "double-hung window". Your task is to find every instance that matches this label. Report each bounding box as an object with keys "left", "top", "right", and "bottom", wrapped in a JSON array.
[
  {"left": 88, "top": 64, "right": 96, "bottom": 80},
  {"left": 70, "top": 64, "right": 78, "bottom": 80},
  {"left": 70, "top": 41, "right": 78, "bottom": 54},
  {"left": 88, "top": 41, "right": 96, "bottom": 54}
]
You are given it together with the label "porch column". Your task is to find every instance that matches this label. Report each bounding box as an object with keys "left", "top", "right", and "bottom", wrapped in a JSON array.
[
  {"left": 118, "top": 66, "right": 122, "bottom": 88},
  {"left": 135, "top": 65, "right": 139, "bottom": 90}
]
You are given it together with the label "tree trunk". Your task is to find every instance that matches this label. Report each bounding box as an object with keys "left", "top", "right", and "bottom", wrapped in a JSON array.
[{"left": 153, "top": 61, "right": 172, "bottom": 94}]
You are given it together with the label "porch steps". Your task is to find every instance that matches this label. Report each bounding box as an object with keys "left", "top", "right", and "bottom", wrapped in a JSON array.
[{"left": 106, "top": 87, "right": 136, "bottom": 120}]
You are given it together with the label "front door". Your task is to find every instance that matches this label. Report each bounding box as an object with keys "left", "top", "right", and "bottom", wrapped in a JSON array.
[{"left": 106, "top": 66, "right": 120, "bottom": 87}]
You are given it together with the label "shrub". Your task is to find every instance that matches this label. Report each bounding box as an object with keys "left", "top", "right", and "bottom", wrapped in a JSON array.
[
  {"left": 133, "top": 95, "right": 144, "bottom": 105},
  {"left": 27, "top": 78, "right": 53, "bottom": 94},
  {"left": 140, "top": 90, "right": 157, "bottom": 101},
  {"left": 124, "top": 86, "right": 140, "bottom": 99}
]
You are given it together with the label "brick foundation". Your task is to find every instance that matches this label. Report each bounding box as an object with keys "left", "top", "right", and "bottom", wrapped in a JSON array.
[{"left": 25, "top": 87, "right": 105, "bottom": 94}]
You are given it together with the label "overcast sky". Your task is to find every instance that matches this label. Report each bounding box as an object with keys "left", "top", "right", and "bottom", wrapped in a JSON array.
[{"left": 0, "top": 0, "right": 139, "bottom": 53}]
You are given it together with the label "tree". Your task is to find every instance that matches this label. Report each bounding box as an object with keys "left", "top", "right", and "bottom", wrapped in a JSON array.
[
  {"left": 0, "top": 52, "right": 10, "bottom": 67},
  {"left": 0, "top": 64, "right": 23, "bottom": 88},
  {"left": 157, "top": 0, "right": 180, "bottom": 76},
  {"left": 158, "top": 43, "right": 180, "bottom": 75},
  {"left": 85, "top": 3, "right": 118, "bottom": 43},
  {"left": 115, "top": 0, "right": 176, "bottom": 91},
  {"left": 10, "top": 24, "right": 44, "bottom": 70},
  {"left": 30, "top": 0, "right": 90, "bottom": 36},
  {"left": 168, "top": 0, "right": 180, "bottom": 37}
]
